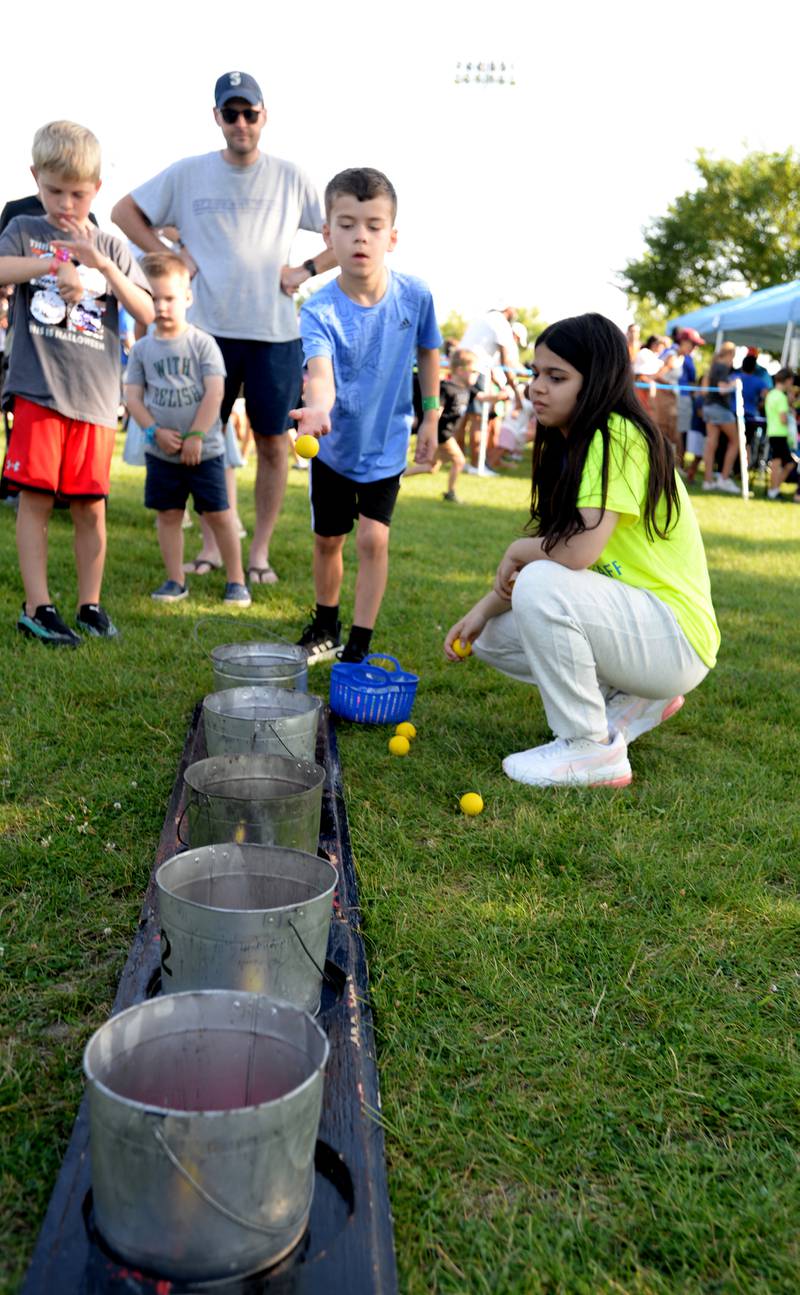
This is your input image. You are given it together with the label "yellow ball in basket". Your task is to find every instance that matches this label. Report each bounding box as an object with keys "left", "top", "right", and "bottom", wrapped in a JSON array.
[
  {"left": 388, "top": 734, "right": 410, "bottom": 757},
  {"left": 295, "top": 434, "right": 320, "bottom": 459},
  {"left": 452, "top": 637, "right": 472, "bottom": 658},
  {"left": 459, "top": 792, "right": 484, "bottom": 816},
  {"left": 395, "top": 721, "right": 417, "bottom": 740}
]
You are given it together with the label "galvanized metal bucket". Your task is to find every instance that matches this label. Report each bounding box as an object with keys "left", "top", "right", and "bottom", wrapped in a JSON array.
[
  {"left": 84, "top": 990, "right": 329, "bottom": 1282},
  {"left": 156, "top": 844, "right": 337, "bottom": 1013},
  {"left": 202, "top": 686, "right": 323, "bottom": 762},
  {"left": 182, "top": 754, "right": 325, "bottom": 854},
  {"left": 211, "top": 642, "right": 308, "bottom": 694}
]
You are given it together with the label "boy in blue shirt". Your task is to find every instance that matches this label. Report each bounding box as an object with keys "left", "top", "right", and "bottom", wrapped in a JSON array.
[{"left": 292, "top": 168, "right": 442, "bottom": 663}]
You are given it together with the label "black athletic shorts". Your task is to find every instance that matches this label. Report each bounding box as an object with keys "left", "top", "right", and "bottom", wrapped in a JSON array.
[
  {"left": 215, "top": 337, "right": 303, "bottom": 436},
  {"left": 768, "top": 436, "right": 795, "bottom": 466},
  {"left": 144, "top": 453, "right": 228, "bottom": 513},
  {"left": 309, "top": 456, "right": 402, "bottom": 536}
]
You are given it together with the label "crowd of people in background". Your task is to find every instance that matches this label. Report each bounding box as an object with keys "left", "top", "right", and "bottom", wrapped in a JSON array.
[{"left": 627, "top": 324, "right": 800, "bottom": 502}]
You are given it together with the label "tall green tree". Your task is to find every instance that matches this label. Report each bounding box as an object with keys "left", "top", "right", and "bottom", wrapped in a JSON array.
[{"left": 621, "top": 149, "right": 800, "bottom": 315}]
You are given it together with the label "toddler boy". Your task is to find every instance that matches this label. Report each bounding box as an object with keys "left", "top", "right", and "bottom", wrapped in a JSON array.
[
  {"left": 292, "top": 167, "right": 442, "bottom": 663},
  {"left": 124, "top": 253, "right": 249, "bottom": 605},
  {"left": 0, "top": 120, "right": 154, "bottom": 644}
]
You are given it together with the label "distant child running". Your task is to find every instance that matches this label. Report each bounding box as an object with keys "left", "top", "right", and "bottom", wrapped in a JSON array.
[
  {"left": 0, "top": 120, "right": 154, "bottom": 645},
  {"left": 292, "top": 167, "right": 442, "bottom": 663},
  {"left": 445, "top": 313, "right": 720, "bottom": 788},
  {"left": 124, "top": 253, "right": 250, "bottom": 606},
  {"left": 407, "top": 348, "right": 513, "bottom": 501}
]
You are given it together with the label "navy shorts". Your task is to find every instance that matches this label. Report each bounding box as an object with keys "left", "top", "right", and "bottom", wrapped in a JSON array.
[
  {"left": 216, "top": 337, "right": 303, "bottom": 437},
  {"left": 309, "top": 456, "right": 402, "bottom": 536},
  {"left": 144, "top": 453, "right": 229, "bottom": 513}
]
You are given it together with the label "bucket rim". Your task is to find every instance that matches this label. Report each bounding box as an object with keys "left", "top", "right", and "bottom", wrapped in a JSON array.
[
  {"left": 83, "top": 990, "right": 329, "bottom": 1118},
  {"left": 210, "top": 641, "right": 307, "bottom": 665},
  {"left": 202, "top": 686, "right": 323, "bottom": 719},
  {"left": 183, "top": 753, "right": 326, "bottom": 800},
  {"left": 155, "top": 845, "right": 337, "bottom": 915}
]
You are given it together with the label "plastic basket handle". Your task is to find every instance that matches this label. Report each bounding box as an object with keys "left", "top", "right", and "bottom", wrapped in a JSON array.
[{"left": 364, "top": 653, "right": 402, "bottom": 672}]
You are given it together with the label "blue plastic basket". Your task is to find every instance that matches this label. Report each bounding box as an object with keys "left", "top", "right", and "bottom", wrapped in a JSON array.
[{"left": 329, "top": 654, "right": 419, "bottom": 725}]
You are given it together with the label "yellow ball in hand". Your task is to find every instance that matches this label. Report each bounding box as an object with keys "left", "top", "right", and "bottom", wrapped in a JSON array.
[
  {"left": 388, "top": 735, "right": 410, "bottom": 757},
  {"left": 395, "top": 721, "right": 417, "bottom": 740},
  {"left": 295, "top": 434, "right": 320, "bottom": 459},
  {"left": 453, "top": 637, "right": 472, "bottom": 658},
  {"left": 459, "top": 792, "right": 484, "bottom": 816}
]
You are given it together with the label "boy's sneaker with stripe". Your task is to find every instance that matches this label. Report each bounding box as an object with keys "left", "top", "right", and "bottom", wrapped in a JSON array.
[
  {"left": 17, "top": 603, "right": 80, "bottom": 647},
  {"left": 297, "top": 617, "right": 341, "bottom": 665},
  {"left": 76, "top": 603, "right": 120, "bottom": 638}
]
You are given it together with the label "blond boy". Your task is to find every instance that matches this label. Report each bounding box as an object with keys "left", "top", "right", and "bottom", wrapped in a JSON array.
[{"left": 0, "top": 121, "right": 154, "bottom": 644}]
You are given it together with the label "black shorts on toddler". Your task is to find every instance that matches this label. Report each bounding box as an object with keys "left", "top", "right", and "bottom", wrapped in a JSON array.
[{"left": 144, "top": 453, "right": 229, "bottom": 513}]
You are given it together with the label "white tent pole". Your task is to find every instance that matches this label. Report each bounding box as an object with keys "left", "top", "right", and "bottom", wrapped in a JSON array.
[
  {"left": 735, "top": 382, "right": 749, "bottom": 502},
  {"left": 715, "top": 327, "right": 724, "bottom": 350},
  {"left": 780, "top": 321, "right": 793, "bottom": 365}
]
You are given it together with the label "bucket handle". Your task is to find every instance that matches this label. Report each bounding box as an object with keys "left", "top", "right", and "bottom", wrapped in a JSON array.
[
  {"left": 192, "top": 616, "right": 295, "bottom": 653},
  {"left": 151, "top": 1122, "right": 313, "bottom": 1235},
  {"left": 175, "top": 793, "right": 211, "bottom": 848},
  {"left": 288, "top": 920, "right": 339, "bottom": 991},
  {"left": 251, "top": 719, "right": 301, "bottom": 761}
]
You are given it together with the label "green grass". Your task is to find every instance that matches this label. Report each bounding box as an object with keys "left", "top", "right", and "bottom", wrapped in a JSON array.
[{"left": 1, "top": 441, "right": 798, "bottom": 1294}]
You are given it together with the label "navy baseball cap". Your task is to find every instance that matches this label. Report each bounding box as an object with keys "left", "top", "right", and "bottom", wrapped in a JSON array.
[{"left": 214, "top": 71, "right": 263, "bottom": 108}]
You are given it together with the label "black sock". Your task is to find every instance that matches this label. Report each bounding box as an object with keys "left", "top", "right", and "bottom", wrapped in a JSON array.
[
  {"left": 346, "top": 624, "right": 373, "bottom": 656},
  {"left": 315, "top": 602, "right": 340, "bottom": 634}
]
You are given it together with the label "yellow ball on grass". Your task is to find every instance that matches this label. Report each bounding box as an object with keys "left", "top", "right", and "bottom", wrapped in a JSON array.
[
  {"left": 395, "top": 722, "right": 417, "bottom": 740},
  {"left": 459, "top": 792, "right": 484, "bottom": 816},
  {"left": 388, "top": 735, "right": 410, "bottom": 757},
  {"left": 295, "top": 434, "right": 320, "bottom": 459}
]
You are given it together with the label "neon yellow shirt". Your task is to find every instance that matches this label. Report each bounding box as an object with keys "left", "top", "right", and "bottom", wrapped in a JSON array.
[
  {"left": 576, "top": 414, "right": 720, "bottom": 668},
  {"left": 765, "top": 387, "right": 789, "bottom": 440}
]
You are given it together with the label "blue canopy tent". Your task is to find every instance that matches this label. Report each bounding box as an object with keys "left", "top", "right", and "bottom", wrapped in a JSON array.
[{"left": 669, "top": 279, "right": 800, "bottom": 359}]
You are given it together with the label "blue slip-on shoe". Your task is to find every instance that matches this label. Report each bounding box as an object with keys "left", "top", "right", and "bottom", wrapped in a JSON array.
[
  {"left": 222, "top": 582, "right": 252, "bottom": 608},
  {"left": 151, "top": 580, "right": 189, "bottom": 603}
]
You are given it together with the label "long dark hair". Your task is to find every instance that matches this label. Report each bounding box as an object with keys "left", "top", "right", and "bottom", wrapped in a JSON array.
[{"left": 528, "top": 313, "right": 680, "bottom": 551}]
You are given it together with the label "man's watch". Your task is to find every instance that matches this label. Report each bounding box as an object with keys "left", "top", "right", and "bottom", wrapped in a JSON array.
[{"left": 303, "top": 259, "right": 317, "bottom": 279}]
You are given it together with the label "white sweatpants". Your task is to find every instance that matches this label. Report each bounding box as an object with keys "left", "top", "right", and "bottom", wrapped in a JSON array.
[{"left": 473, "top": 560, "right": 709, "bottom": 743}]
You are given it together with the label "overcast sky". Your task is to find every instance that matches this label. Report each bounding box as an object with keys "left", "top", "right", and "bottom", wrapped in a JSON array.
[{"left": 2, "top": 0, "right": 796, "bottom": 329}]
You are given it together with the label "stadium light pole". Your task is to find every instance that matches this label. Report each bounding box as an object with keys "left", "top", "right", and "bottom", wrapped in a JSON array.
[{"left": 454, "top": 60, "right": 517, "bottom": 477}]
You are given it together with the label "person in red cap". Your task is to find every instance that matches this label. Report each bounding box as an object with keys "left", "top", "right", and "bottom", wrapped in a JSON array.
[{"left": 675, "top": 329, "right": 705, "bottom": 464}]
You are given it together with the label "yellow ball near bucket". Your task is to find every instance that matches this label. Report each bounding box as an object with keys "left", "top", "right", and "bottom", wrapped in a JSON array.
[
  {"left": 459, "top": 792, "right": 484, "bottom": 816},
  {"left": 295, "top": 434, "right": 319, "bottom": 459},
  {"left": 388, "top": 735, "right": 410, "bottom": 756}
]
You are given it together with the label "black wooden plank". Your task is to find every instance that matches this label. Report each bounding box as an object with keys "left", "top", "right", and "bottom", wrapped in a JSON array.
[{"left": 22, "top": 702, "right": 397, "bottom": 1295}]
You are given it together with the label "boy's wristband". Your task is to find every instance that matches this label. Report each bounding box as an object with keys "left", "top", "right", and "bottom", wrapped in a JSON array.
[
  {"left": 422, "top": 396, "right": 440, "bottom": 412},
  {"left": 143, "top": 423, "right": 157, "bottom": 444},
  {"left": 181, "top": 429, "right": 205, "bottom": 440}
]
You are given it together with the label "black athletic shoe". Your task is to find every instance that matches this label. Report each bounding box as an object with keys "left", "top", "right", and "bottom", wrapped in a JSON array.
[
  {"left": 337, "top": 643, "right": 368, "bottom": 665},
  {"left": 76, "top": 603, "right": 120, "bottom": 638},
  {"left": 297, "top": 618, "right": 341, "bottom": 665},
  {"left": 17, "top": 603, "right": 81, "bottom": 647}
]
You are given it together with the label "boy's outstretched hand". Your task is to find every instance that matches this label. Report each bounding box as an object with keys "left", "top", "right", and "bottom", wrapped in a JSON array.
[{"left": 289, "top": 406, "right": 331, "bottom": 438}]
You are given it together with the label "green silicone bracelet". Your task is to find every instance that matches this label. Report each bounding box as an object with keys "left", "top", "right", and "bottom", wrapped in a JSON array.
[
  {"left": 422, "top": 396, "right": 440, "bottom": 411},
  {"left": 181, "top": 429, "right": 205, "bottom": 440}
]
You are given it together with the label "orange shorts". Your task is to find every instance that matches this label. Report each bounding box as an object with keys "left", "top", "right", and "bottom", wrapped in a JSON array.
[{"left": 3, "top": 397, "right": 115, "bottom": 498}]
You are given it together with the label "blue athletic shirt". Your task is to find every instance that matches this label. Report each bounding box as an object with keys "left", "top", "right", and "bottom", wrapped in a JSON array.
[{"left": 300, "top": 271, "right": 442, "bottom": 482}]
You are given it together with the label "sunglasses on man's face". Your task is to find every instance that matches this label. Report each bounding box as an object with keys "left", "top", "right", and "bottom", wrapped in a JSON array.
[{"left": 220, "top": 106, "right": 260, "bottom": 124}]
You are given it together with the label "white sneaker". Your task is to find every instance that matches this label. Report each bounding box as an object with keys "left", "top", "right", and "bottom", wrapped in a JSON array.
[
  {"left": 702, "top": 480, "right": 716, "bottom": 492},
  {"left": 605, "top": 692, "right": 684, "bottom": 745},
  {"left": 502, "top": 730, "right": 632, "bottom": 788},
  {"left": 716, "top": 476, "right": 739, "bottom": 495}
]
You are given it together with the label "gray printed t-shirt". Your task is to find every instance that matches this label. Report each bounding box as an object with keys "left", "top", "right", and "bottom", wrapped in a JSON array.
[
  {"left": 124, "top": 326, "right": 226, "bottom": 462},
  {"left": 131, "top": 151, "right": 324, "bottom": 342},
  {"left": 0, "top": 215, "right": 150, "bottom": 427}
]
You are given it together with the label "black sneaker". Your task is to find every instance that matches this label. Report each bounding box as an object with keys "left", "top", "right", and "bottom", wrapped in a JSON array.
[
  {"left": 337, "top": 643, "right": 368, "bottom": 665},
  {"left": 17, "top": 603, "right": 80, "bottom": 647},
  {"left": 297, "top": 618, "right": 341, "bottom": 665},
  {"left": 76, "top": 603, "right": 120, "bottom": 638},
  {"left": 442, "top": 490, "right": 462, "bottom": 503}
]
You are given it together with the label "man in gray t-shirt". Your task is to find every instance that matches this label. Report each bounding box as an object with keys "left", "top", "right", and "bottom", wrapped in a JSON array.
[{"left": 111, "top": 70, "right": 336, "bottom": 586}]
